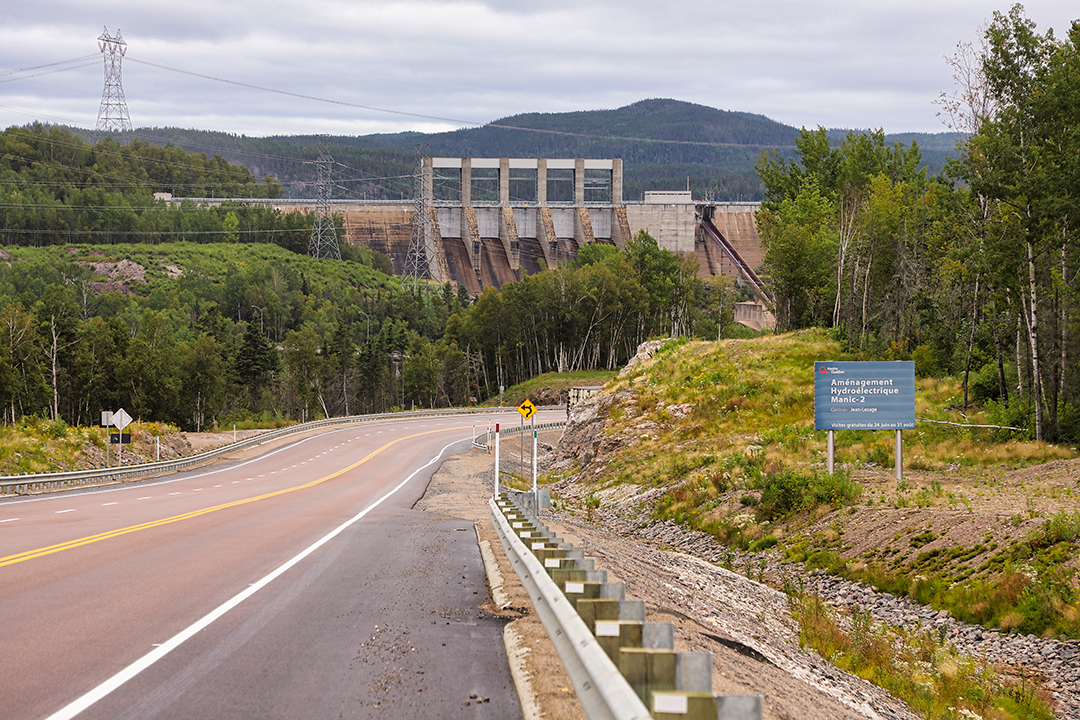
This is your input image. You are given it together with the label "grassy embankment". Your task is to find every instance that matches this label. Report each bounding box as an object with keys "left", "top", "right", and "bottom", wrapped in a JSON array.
[
  {"left": 550, "top": 329, "right": 1074, "bottom": 719},
  {"left": 0, "top": 416, "right": 294, "bottom": 477},
  {"left": 492, "top": 370, "right": 619, "bottom": 409}
]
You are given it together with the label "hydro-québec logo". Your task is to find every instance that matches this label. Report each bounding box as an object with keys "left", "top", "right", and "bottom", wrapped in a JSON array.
[{"left": 818, "top": 366, "right": 845, "bottom": 375}]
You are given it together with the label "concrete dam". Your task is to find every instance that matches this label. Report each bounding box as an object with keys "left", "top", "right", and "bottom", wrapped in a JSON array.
[{"left": 208, "top": 157, "right": 768, "bottom": 304}]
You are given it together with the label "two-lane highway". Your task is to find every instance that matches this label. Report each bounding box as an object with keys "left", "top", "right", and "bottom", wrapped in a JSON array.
[{"left": 0, "top": 412, "right": 543, "bottom": 719}]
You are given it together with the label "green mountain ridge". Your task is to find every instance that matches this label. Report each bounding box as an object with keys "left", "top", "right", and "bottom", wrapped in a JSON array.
[{"left": 64, "top": 99, "right": 963, "bottom": 202}]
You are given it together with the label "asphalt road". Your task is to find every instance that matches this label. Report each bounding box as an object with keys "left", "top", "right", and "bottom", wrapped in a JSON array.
[{"left": 0, "top": 412, "right": 542, "bottom": 720}]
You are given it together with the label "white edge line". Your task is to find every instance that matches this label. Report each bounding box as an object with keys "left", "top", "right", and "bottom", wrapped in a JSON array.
[{"left": 43, "top": 436, "right": 468, "bottom": 720}]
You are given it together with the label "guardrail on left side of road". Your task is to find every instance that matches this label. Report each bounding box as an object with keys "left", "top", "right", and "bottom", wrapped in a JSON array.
[{"left": 0, "top": 407, "right": 512, "bottom": 497}]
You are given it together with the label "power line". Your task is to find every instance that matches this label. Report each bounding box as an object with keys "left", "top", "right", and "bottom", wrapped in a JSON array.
[
  {"left": 0, "top": 55, "right": 99, "bottom": 85},
  {"left": 4, "top": 46, "right": 798, "bottom": 150},
  {"left": 128, "top": 58, "right": 478, "bottom": 129}
]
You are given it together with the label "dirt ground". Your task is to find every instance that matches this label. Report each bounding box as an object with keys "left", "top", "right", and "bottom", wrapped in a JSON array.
[{"left": 419, "top": 447, "right": 921, "bottom": 720}]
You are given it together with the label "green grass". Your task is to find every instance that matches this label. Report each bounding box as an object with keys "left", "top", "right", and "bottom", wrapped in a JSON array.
[
  {"left": 784, "top": 513, "right": 1080, "bottom": 640},
  {"left": 788, "top": 591, "right": 1054, "bottom": 720},
  {"left": 490, "top": 369, "right": 619, "bottom": 408},
  {"left": 551, "top": 329, "right": 1080, "bottom": 640},
  {"left": 0, "top": 418, "right": 105, "bottom": 475}
]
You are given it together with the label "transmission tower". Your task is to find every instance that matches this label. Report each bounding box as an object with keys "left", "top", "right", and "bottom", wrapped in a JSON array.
[
  {"left": 308, "top": 136, "right": 342, "bottom": 260},
  {"left": 402, "top": 146, "right": 434, "bottom": 290},
  {"left": 96, "top": 27, "right": 132, "bottom": 132}
]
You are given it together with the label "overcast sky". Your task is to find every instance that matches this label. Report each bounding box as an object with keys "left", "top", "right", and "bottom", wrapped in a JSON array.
[{"left": 1, "top": 1, "right": 1076, "bottom": 140}]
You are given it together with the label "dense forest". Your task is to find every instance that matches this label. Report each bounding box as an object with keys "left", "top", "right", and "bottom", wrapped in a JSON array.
[
  {"left": 0, "top": 125, "right": 322, "bottom": 249},
  {"left": 1, "top": 4, "right": 1075, "bottom": 447},
  {"left": 0, "top": 233, "right": 726, "bottom": 432},
  {"left": 0, "top": 119, "right": 732, "bottom": 432},
  {"left": 755, "top": 5, "right": 1080, "bottom": 444}
]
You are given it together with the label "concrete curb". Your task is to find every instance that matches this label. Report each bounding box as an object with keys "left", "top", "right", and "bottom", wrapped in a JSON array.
[
  {"left": 476, "top": 523, "right": 509, "bottom": 607},
  {"left": 504, "top": 622, "right": 543, "bottom": 720}
]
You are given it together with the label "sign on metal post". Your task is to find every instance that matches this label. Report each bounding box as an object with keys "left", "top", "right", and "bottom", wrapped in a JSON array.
[
  {"left": 814, "top": 362, "right": 915, "bottom": 480},
  {"left": 110, "top": 408, "right": 133, "bottom": 463},
  {"left": 111, "top": 408, "right": 133, "bottom": 431},
  {"left": 494, "top": 423, "right": 500, "bottom": 498},
  {"left": 814, "top": 362, "right": 915, "bottom": 430},
  {"left": 517, "top": 399, "right": 535, "bottom": 473},
  {"left": 517, "top": 399, "right": 536, "bottom": 420}
]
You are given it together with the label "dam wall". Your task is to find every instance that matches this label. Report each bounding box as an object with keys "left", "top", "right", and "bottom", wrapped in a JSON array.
[{"left": 180, "top": 160, "right": 764, "bottom": 296}]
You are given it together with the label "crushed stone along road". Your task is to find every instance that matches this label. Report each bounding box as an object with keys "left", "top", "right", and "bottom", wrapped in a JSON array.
[
  {"left": 542, "top": 513, "right": 922, "bottom": 720},
  {"left": 430, "top": 447, "right": 921, "bottom": 720},
  {"left": 626, "top": 518, "right": 1080, "bottom": 720}
]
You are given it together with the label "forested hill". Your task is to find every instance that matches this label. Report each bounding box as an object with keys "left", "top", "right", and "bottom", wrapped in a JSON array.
[{"left": 70, "top": 99, "right": 963, "bottom": 202}]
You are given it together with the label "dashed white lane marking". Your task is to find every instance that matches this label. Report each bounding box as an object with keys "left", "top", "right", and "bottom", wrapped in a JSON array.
[
  {"left": 7, "top": 421, "right": 453, "bottom": 548},
  {"left": 214, "top": 485, "right": 222, "bottom": 488},
  {"left": 43, "top": 437, "right": 464, "bottom": 720},
  {"left": 194, "top": 489, "right": 203, "bottom": 492}
]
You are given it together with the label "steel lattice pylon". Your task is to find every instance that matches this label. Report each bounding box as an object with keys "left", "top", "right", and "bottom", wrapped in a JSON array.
[
  {"left": 308, "top": 137, "right": 341, "bottom": 260},
  {"left": 402, "top": 146, "right": 435, "bottom": 290},
  {"left": 96, "top": 27, "right": 132, "bottom": 132}
]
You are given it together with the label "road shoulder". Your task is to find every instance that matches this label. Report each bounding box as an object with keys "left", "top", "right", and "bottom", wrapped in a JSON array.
[{"left": 416, "top": 447, "right": 587, "bottom": 720}]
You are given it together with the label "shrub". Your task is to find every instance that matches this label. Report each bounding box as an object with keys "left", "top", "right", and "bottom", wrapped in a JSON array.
[{"left": 755, "top": 468, "right": 861, "bottom": 522}]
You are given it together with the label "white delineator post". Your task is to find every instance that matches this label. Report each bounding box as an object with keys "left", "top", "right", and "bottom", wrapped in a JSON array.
[
  {"left": 531, "top": 417, "right": 537, "bottom": 501},
  {"left": 493, "top": 423, "right": 500, "bottom": 498}
]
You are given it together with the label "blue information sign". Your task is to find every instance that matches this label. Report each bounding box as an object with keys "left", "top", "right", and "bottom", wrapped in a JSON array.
[{"left": 814, "top": 361, "right": 915, "bottom": 431}]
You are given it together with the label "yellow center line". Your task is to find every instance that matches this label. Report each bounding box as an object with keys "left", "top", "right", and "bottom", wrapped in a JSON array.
[{"left": 1, "top": 425, "right": 468, "bottom": 569}]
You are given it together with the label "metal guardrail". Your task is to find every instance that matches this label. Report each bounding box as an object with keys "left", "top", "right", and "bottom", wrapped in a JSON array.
[
  {"left": 493, "top": 494, "right": 763, "bottom": 719},
  {"left": 490, "top": 496, "right": 652, "bottom": 720},
  {"left": 0, "top": 407, "right": 513, "bottom": 497},
  {"left": 471, "top": 419, "right": 566, "bottom": 450}
]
